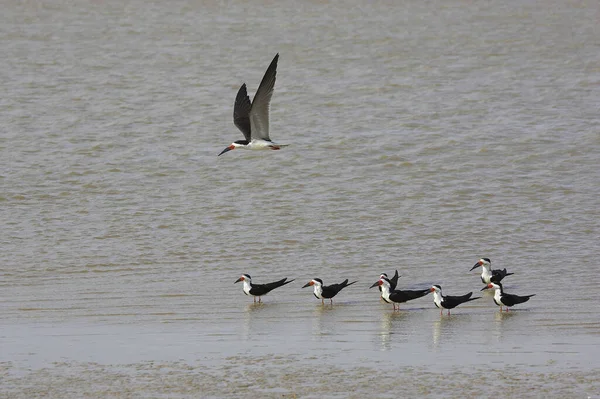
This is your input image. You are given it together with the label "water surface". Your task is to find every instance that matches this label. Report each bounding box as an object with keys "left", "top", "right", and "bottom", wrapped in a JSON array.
[{"left": 1, "top": 0, "right": 599, "bottom": 397}]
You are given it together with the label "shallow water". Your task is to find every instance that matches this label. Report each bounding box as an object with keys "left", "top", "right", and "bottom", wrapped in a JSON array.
[{"left": 1, "top": 0, "right": 600, "bottom": 397}]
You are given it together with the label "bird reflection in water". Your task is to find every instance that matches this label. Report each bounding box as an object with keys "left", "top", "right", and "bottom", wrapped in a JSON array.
[
  {"left": 431, "top": 314, "right": 468, "bottom": 347},
  {"left": 379, "top": 311, "right": 412, "bottom": 351},
  {"left": 311, "top": 303, "right": 336, "bottom": 340},
  {"left": 489, "top": 308, "right": 518, "bottom": 343},
  {"left": 241, "top": 302, "right": 269, "bottom": 342},
  {"left": 432, "top": 315, "right": 451, "bottom": 349}
]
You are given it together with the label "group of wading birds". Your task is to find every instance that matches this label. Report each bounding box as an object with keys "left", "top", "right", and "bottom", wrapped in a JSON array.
[
  {"left": 219, "top": 56, "right": 534, "bottom": 314},
  {"left": 235, "top": 258, "right": 535, "bottom": 314}
]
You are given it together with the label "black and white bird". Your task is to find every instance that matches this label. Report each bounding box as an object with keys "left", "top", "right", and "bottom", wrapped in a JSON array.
[
  {"left": 377, "top": 270, "right": 400, "bottom": 301},
  {"left": 302, "top": 278, "right": 357, "bottom": 305},
  {"left": 234, "top": 274, "right": 294, "bottom": 303},
  {"left": 470, "top": 258, "right": 514, "bottom": 284},
  {"left": 481, "top": 282, "right": 535, "bottom": 312},
  {"left": 379, "top": 270, "right": 400, "bottom": 290},
  {"left": 430, "top": 285, "right": 480, "bottom": 315},
  {"left": 218, "top": 54, "right": 288, "bottom": 156},
  {"left": 369, "top": 278, "right": 430, "bottom": 311}
]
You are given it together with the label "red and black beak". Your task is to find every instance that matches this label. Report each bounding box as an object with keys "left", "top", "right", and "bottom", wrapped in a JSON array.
[
  {"left": 369, "top": 280, "right": 382, "bottom": 289},
  {"left": 480, "top": 283, "right": 493, "bottom": 291},
  {"left": 470, "top": 261, "right": 482, "bottom": 271},
  {"left": 218, "top": 145, "right": 234, "bottom": 156}
]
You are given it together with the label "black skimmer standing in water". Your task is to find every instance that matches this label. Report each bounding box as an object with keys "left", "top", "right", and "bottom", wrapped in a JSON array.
[
  {"left": 430, "top": 285, "right": 480, "bottom": 315},
  {"left": 481, "top": 282, "right": 535, "bottom": 312},
  {"left": 470, "top": 258, "right": 514, "bottom": 285},
  {"left": 379, "top": 270, "right": 400, "bottom": 290},
  {"left": 378, "top": 270, "right": 400, "bottom": 301},
  {"left": 302, "top": 278, "right": 357, "bottom": 305},
  {"left": 218, "top": 53, "right": 288, "bottom": 156},
  {"left": 234, "top": 274, "right": 294, "bottom": 303},
  {"left": 369, "top": 278, "right": 430, "bottom": 311}
]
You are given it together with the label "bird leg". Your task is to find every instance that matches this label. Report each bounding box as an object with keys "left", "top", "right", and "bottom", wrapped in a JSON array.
[
  {"left": 321, "top": 299, "right": 324, "bottom": 305},
  {"left": 253, "top": 297, "right": 256, "bottom": 303},
  {"left": 447, "top": 310, "right": 451, "bottom": 316}
]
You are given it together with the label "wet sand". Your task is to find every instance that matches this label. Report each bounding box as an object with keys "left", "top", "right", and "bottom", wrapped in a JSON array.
[{"left": 3, "top": 356, "right": 599, "bottom": 398}]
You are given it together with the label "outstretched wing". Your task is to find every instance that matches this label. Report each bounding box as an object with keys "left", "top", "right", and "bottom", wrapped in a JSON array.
[
  {"left": 233, "top": 83, "right": 252, "bottom": 141},
  {"left": 249, "top": 53, "right": 278, "bottom": 141},
  {"left": 389, "top": 270, "right": 400, "bottom": 290}
]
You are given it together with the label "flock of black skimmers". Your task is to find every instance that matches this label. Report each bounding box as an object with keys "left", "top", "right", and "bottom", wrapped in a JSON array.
[
  {"left": 220, "top": 56, "right": 535, "bottom": 314},
  {"left": 235, "top": 258, "right": 535, "bottom": 314}
]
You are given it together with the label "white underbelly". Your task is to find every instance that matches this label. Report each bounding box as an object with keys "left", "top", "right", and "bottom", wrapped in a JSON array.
[
  {"left": 247, "top": 139, "right": 275, "bottom": 150},
  {"left": 493, "top": 294, "right": 504, "bottom": 307}
]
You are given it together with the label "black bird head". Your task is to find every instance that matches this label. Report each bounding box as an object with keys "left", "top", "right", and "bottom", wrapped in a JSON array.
[
  {"left": 219, "top": 140, "right": 250, "bottom": 156},
  {"left": 302, "top": 278, "right": 323, "bottom": 288},
  {"left": 235, "top": 274, "right": 252, "bottom": 284},
  {"left": 370, "top": 278, "right": 389, "bottom": 289},
  {"left": 470, "top": 258, "right": 491, "bottom": 271},
  {"left": 481, "top": 282, "right": 501, "bottom": 291}
]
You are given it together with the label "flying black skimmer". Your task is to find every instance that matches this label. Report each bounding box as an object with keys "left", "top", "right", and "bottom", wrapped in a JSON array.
[
  {"left": 302, "top": 278, "right": 357, "bottom": 305},
  {"left": 234, "top": 274, "right": 294, "bottom": 303},
  {"left": 218, "top": 53, "right": 288, "bottom": 156},
  {"left": 430, "top": 285, "right": 480, "bottom": 315},
  {"left": 481, "top": 282, "right": 535, "bottom": 312},
  {"left": 369, "top": 278, "right": 430, "bottom": 311},
  {"left": 470, "top": 258, "right": 514, "bottom": 284}
]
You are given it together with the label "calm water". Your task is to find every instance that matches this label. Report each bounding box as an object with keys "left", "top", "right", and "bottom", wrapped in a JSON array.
[{"left": 1, "top": 0, "right": 599, "bottom": 397}]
